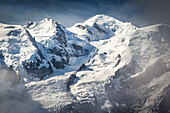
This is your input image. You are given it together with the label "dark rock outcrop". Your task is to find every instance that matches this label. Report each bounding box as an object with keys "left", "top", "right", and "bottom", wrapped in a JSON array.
[
  {"left": 71, "top": 44, "right": 89, "bottom": 57},
  {"left": 76, "top": 24, "right": 93, "bottom": 35},
  {"left": 93, "top": 22, "right": 106, "bottom": 34}
]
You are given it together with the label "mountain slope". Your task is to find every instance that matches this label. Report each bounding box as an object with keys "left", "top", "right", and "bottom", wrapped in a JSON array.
[
  {"left": 0, "top": 23, "right": 52, "bottom": 81},
  {"left": 26, "top": 17, "right": 70, "bottom": 71}
]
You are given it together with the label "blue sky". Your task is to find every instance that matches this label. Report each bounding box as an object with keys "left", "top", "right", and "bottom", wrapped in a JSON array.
[{"left": 0, "top": 0, "right": 170, "bottom": 27}]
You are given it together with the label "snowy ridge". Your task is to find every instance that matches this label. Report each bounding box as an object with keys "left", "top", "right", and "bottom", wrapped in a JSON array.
[
  {"left": 0, "top": 23, "right": 43, "bottom": 81},
  {"left": 67, "top": 14, "right": 131, "bottom": 41},
  {"left": 26, "top": 18, "right": 69, "bottom": 71}
]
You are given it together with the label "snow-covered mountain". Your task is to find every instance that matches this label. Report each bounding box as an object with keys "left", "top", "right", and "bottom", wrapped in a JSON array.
[
  {"left": 67, "top": 15, "right": 128, "bottom": 41},
  {"left": 0, "top": 15, "right": 170, "bottom": 113},
  {"left": 0, "top": 17, "right": 95, "bottom": 81}
]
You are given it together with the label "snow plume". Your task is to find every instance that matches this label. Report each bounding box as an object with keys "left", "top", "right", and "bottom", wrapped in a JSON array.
[{"left": 0, "top": 64, "right": 51, "bottom": 113}]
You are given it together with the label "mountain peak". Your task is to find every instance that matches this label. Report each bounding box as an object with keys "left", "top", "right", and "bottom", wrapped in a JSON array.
[
  {"left": 84, "top": 14, "right": 122, "bottom": 26},
  {"left": 40, "top": 17, "right": 56, "bottom": 24},
  {"left": 67, "top": 14, "right": 130, "bottom": 41},
  {"left": 43, "top": 17, "right": 55, "bottom": 22}
]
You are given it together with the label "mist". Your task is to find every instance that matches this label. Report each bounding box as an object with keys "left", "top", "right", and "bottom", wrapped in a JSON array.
[{"left": 0, "top": 64, "right": 51, "bottom": 113}]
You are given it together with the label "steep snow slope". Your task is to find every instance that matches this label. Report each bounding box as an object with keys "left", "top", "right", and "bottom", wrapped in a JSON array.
[
  {"left": 26, "top": 17, "right": 70, "bottom": 71},
  {"left": 0, "top": 23, "right": 52, "bottom": 81}
]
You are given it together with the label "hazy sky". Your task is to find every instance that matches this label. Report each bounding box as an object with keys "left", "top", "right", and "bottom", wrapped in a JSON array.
[{"left": 0, "top": 0, "right": 170, "bottom": 27}]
